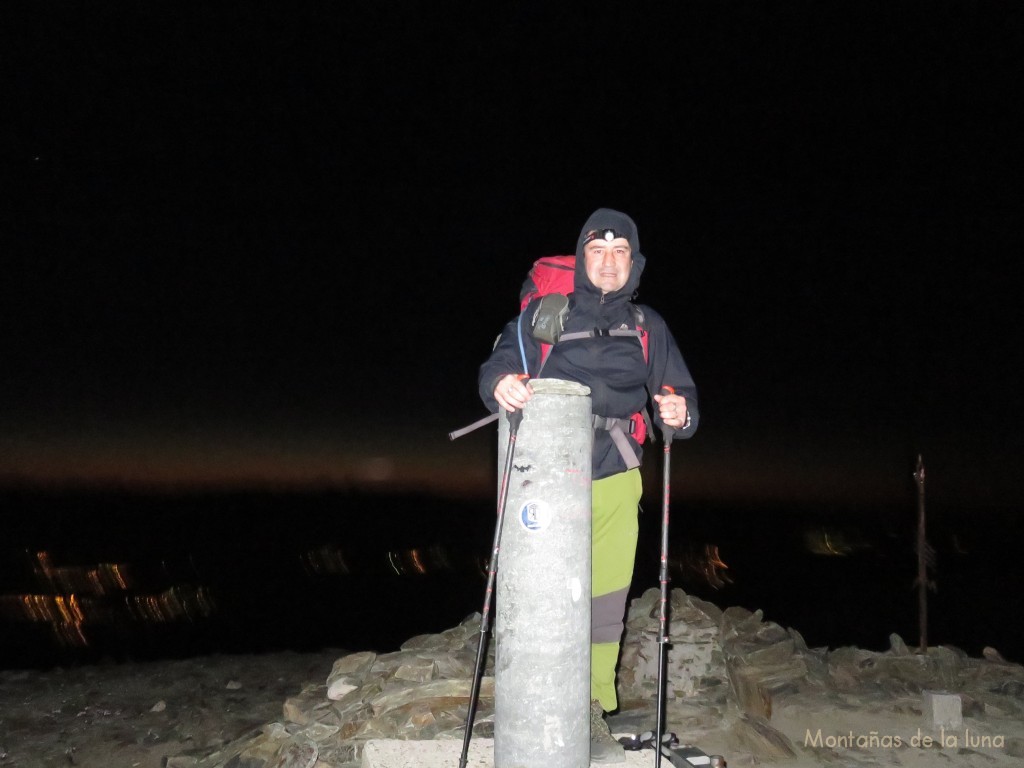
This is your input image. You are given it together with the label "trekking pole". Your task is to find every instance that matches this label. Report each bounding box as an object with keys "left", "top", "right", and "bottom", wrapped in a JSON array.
[
  {"left": 655, "top": 386, "right": 676, "bottom": 768},
  {"left": 458, "top": 404, "right": 525, "bottom": 768}
]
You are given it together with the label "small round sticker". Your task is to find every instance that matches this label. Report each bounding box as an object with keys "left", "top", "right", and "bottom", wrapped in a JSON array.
[{"left": 518, "top": 499, "right": 552, "bottom": 533}]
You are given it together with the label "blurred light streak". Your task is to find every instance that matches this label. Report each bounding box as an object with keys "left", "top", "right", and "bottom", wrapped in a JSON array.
[
  {"left": 123, "top": 586, "right": 215, "bottom": 623},
  {"left": 2, "top": 551, "right": 216, "bottom": 648},
  {"left": 429, "top": 544, "right": 455, "bottom": 572},
  {"left": 6, "top": 593, "right": 89, "bottom": 647},
  {"left": 30, "top": 551, "right": 134, "bottom": 596},
  {"left": 669, "top": 544, "right": 732, "bottom": 589},
  {"left": 698, "top": 544, "right": 731, "bottom": 589},
  {"left": 104, "top": 562, "right": 131, "bottom": 590},
  {"left": 408, "top": 548, "right": 427, "bottom": 575},
  {"left": 387, "top": 551, "right": 404, "bottom": 576},
  {"left": 301, "top": 544, "right": 351, "bottom": 576},
  {"left": 804, "top": 527, "right": 854, "bottom": 556}
]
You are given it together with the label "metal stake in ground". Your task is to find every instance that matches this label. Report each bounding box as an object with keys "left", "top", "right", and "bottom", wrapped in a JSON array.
[
  {"left": 655, "top": 386, "right": 676, "bottom": 768},
  {"left": 458, "top": 406, "right": 524, "bottom": 768},
  {"left": 913, "top": 454, "right": 936, "bottom": 653}
]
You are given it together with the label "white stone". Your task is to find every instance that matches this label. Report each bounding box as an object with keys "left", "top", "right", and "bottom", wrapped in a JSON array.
[
  {"left": 327, "top": 680, "right": 358, "bottom": 700},
  {"left": 923, "top": 690, "right": 963, "bottom": 730}
]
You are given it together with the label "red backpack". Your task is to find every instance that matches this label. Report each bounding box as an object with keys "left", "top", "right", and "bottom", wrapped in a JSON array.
[{"left": 520, "top": 254, "right": 576, "bottom": 309}]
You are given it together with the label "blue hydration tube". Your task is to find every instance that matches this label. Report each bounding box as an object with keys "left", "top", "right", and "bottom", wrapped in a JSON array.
[{"left": 516, "top": 312, "right": 529, "bottom": 376}]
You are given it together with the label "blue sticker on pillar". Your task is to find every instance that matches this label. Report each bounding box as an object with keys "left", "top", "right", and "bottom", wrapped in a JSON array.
[{"left": 518, "top": 500, "right": 552, "bottom": 532}]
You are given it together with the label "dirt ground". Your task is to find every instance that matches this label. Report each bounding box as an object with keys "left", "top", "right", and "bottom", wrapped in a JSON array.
[
  {"left": 0, "top": 650, "right": 342, "bottom": 768},
  {"left": 3, "top": 650, "right": 1024, "bottom": 768}
]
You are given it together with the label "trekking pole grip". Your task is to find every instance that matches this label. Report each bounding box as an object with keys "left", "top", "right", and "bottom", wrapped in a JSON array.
[
  {"left": 507, "top": 406, "right": 524, "bottom": 432},
  {"left": 506, "top": 374, "right": 529, "bottom": 432},
  {"left": 660, "top": 385, "right": 676, "bottom": 444}
]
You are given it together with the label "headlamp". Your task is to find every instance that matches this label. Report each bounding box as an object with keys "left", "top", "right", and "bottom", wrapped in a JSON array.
[{"left": 583, "top": 228, "right": 628, "bottom": 245}]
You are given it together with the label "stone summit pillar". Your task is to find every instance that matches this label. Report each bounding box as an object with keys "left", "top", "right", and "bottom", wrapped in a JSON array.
[{"left": 494, "top": 378, "right": 593, "bottom": 768}]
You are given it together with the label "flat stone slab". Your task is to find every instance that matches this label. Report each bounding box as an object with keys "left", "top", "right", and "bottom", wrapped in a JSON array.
[
  {"left": 924, "top": 690, "right": 964, "bottom": 730},
  {"left": 361, "top": 737, "right": 659, "bottom": 767}
]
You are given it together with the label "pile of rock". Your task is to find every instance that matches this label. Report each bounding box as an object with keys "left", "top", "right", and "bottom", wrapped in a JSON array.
[
  {"left": 169, "top": 587, "right": 1024, "bottom": 768},
  {"left": 170, "top": 614, "right": 494, "bottom": 768},
  {"left": 619, "top": 588, "right": 833, "bottom": 719},
  {"left": 616, "top": 587, "right": 1024, "bottom": 762},
  {"left": 616, "top": 588, "right": 824, "bottom": 759}
]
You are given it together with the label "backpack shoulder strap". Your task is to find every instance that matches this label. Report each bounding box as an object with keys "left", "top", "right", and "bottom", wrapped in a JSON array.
[{"left": 630, "top": 303, "right": 649, "bottom": 364}]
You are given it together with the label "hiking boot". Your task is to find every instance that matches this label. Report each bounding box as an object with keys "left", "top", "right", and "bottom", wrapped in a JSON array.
[{"left": 590, "top": 699, "right": 625, "bottom": 764}]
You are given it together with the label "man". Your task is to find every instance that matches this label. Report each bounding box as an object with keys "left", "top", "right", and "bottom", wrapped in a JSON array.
[{"left": 478, "top": 208, "right": 699, "bottom": 763}]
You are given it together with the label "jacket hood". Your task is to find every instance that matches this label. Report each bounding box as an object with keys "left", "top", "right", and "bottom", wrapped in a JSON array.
[{"left": 573, "top": 208, "right": 646, "bottom": 302}]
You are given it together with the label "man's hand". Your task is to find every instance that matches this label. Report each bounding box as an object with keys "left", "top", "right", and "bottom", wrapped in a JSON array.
[
  {"left": 494, "top": 374, "right": 534, "bottom": 413},
  {"left": 653, "top": 390, "right": 688, "bottom": 430}
]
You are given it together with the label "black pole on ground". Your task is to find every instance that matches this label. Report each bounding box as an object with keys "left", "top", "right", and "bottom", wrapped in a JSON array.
[{"left": 914, "top": 454, "right": 928, "bottom": 653}]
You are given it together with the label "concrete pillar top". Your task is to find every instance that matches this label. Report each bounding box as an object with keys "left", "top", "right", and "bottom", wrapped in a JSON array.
[{"left": 530, "top": 378, "right": 591, "bottom": 397}]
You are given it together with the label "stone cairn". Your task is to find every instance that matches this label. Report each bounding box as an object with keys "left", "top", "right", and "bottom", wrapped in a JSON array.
[{"left": 169, "top": 588, "right": 1024, "bottom": 768}]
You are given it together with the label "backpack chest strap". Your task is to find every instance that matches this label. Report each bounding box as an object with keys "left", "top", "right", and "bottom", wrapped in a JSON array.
[{"left": 559, "top": 328, "right": 644, "bottom": 342}]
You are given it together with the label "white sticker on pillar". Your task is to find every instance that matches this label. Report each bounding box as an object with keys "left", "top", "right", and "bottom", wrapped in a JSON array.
[
  {"left": 569, "top": 577, "right": 582, "bottom": 602},
  {"left": 518, "top": 499, "right": 553, "bottom": 532}
]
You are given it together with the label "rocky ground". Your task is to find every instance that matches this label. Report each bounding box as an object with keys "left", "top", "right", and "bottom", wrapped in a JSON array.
[
  {"left": 0, "top": 650, "right": 343, "bottom": 768},
  {"left": 3, "top": 589, "right": 1024, "bottom": 767}
]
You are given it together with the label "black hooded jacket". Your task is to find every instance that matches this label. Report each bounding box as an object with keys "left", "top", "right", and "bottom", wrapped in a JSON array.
[{"left": 479, "top": 209, "right": 699, "bottom": 480}]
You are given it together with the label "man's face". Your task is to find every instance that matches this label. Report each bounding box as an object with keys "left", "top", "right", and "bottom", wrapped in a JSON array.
[{"left": 583, "top": 237, "right": 633, "bottom": 294}]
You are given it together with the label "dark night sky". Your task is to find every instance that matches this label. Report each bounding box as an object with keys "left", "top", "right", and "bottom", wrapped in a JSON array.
[{"left": 3, "top": 2, "right": 1023, "bottom": 510}]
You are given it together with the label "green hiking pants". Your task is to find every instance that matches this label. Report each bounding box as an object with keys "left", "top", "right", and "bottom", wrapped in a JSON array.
[{"left": 591, "top": 467, "right": 642, "bottom": 711}]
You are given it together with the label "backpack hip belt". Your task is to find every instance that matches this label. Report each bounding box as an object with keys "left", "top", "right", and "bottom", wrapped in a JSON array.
[{"left": 592, "top": 413, "right": 647, "bottom": 470}]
